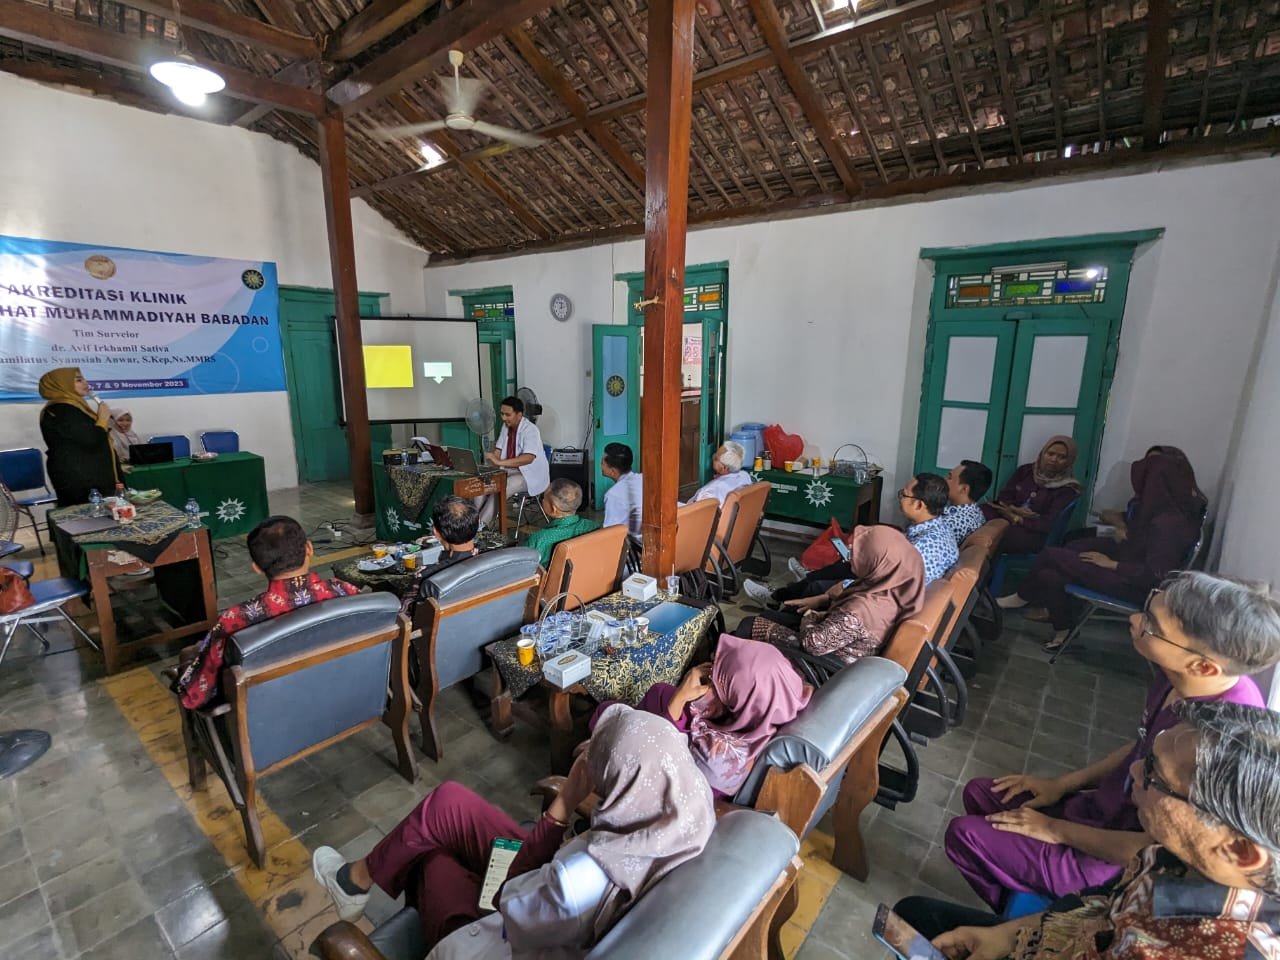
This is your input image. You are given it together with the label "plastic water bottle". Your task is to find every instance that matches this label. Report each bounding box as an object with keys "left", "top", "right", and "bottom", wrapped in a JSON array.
[
  {"left": 185, "top": 498, "right": 201, "bottom": 529},
  {"left": 89, "top": 488, "right": 104, "bottom": 517}
]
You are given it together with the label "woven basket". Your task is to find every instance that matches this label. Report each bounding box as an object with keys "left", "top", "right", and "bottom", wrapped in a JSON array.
[{"left": 829, "top": 443, "right": 870, "bottom": 482}]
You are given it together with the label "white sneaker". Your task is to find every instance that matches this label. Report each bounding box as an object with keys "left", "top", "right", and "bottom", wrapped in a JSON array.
[
  {"left": 743, "top": 579, "right": 774, "bottom": 605},
  {"left": 787, "top": 557, "right": 808, "bottom": 581},
  {"left": 313, "top": 845, "right": 369, "bottom": 922},
  {"left": 996, "top": 593, "right": 1029, "bottom": 610}
]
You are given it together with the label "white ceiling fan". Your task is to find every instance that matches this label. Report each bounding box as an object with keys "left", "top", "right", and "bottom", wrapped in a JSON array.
[{"left": 373, "top": 49, "right": 545, "bottom": 149}]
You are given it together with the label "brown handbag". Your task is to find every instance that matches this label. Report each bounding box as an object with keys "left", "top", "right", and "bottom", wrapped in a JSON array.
[{"left": 0, "top": 567, "right": 34, "bottom": 615}]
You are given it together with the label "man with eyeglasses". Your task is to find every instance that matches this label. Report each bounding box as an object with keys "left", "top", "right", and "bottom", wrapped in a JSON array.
[
  {"left": 944, "top": 572, "right": 1280, "bottom": 910},
  {"left": 895, "top": 701, "right": 1280, "bottom": 959}
]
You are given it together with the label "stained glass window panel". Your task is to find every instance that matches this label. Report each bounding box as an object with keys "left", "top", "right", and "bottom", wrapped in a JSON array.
[{"left": 945, "top": 263, "right": 1108, "bottom": 308}]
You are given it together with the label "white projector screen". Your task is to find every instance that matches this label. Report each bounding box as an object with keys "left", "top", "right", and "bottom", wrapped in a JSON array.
[{"left": 340, "top": 317, "right": 483, "bottom": 422}]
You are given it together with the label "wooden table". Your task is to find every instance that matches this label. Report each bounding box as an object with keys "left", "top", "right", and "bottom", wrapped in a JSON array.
[
  {"left": 125, "top": 452, "right": 269, "bottom": 539},
  {"left": 756, "top": 469, "right": 882, "bottom": 529},
  {"left": 372, "top": 463, "right": 507, "bottom": 542},
  {"left": 49, "top": 503, "right": 218, "bottom": 674},
  {"left": 486, "top": 593, "right": 721, "bottom": 772}
]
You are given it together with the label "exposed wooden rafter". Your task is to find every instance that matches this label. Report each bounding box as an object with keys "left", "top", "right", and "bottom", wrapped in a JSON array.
[
  {"left": 1141, "top": 0, "right": 1171, "bottom": 148},
  {"left": 328, "top": 0, "right": 558, "bottom": 116},
  {"left": 984, "top": 0, "right": 1023, "bottom": 161},
  {"left": 506, "top": 25, "right": 644, "bottom": 189},
  {"left": 746, "top": 0, "right": 861, "bottom": 196},
  {"left": 0, "top": 0, "right": 324, "bottom": 114},
  {"left": 352, "top": 0, "right": 976, "bottom": 194},
  {"left": 428, "top": 127, "right": 1280, "bottom": 264},
  {"left": 326, "top": 0, "right": 440, "bottom": 61},
  {"left": 122, "top": 0, "right": 318, "bottom": 60}
]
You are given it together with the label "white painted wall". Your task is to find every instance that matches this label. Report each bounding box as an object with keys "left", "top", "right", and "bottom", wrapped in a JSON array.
[
  {"left": 425, "top": 156, "right": 1280, "bottom": 515},
  {"left": 0, "top": 72, "right": 427, "bottom": 491}
]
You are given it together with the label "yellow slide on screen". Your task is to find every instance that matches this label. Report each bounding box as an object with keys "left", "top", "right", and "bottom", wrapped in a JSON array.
[{"left": 363, "top": 345, "right": 414, "bottom": 388}]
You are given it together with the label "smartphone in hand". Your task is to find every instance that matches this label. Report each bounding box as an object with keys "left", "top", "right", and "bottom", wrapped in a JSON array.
[{"left": 872, "top": 904, "right": 947, "bottom": 960}]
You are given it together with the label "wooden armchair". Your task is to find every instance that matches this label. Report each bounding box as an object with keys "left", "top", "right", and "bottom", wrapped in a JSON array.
[
  {"left": 177, "top": 593, "right": 415, "bottom": 867},
  {"left": 673, "top": 498, "right": 720, "bottom": 599},
  {"left": 706, "top": 481, "right": 772, "bottom": 597},
  {"left": 536, "top": 525, "right": 629, "bottom": 613},
  {"left": 411, "top": 547, "right": 541, "bottom": 760},
  {"left": 311, "top": 809, "right": 802, "bottom": 960},
  {"left": 532, "top": 657, "right": 908, "bottom": 883}
]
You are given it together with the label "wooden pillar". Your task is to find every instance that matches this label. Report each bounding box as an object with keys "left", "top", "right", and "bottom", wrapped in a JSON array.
[
  {"left": 318, "top": 107, "right": 375, "bottom": 520},
  {"left": 639, "top": 0, "right": 696, "bottom": 578}
]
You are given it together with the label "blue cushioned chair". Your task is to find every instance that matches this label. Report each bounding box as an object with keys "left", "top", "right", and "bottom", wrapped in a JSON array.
[
  {"left": 987, "top": 495, "right": 1080, "bottom": 596},
  {"left": 0, "top": 449, "right": 58, "bottom": 555},
  {"left": 1003, "top": 890, "right": 1053, "bottom": 919},
  {"left": 311, "top": 809, "right": 803, "bottom": 960},
  {"left": 0, "top": 575, "right": 96, "bottom": 668},
  {"left": 199, "top": 430, "right": 239, "bottom": 454},
  {"left": 149, "top": 434, "right": 191, "bottom": 459},
  {"left": 176, "top": 592, "right": 415, "bottom": 867},
  {"left": 413, "top": 547, "right": 541, "bottom": 761},
  {"left": 1050, "top": 511, "right": 1210, "bottom": 664}
]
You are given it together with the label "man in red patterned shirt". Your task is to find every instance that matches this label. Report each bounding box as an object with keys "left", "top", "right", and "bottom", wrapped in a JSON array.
[{"left": 174, "top": 515, "right": 358, "bottom": 709}]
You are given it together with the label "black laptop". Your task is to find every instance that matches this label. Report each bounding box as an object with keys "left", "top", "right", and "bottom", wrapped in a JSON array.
[{"left": 129, "top": 441, "right": 174, "bottom": 465}]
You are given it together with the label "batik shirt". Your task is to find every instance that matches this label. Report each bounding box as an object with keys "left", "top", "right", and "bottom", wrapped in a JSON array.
[
  {"left": 1013, "top": 846, "right": 1280, "bottom": 959},
  {"left": 943, "top": 502, "right": 986, "bottom": 546},
  {"left": 906, "top": 516, "right": 959, "bottom": 583},
  {"left": 175, "top": 572, "right": 359, "bottom": 709}
]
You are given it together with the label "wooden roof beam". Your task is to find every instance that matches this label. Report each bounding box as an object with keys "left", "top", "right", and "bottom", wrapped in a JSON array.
[
  {"left": 327, "top": 0, "right": 440, "bottom": 61},
  {"left": 984, "top": 0, "right": 1023, "bottom": 161},
  {"left": 1141, "top": 0, "right": 1171, "bottom": 148},
  {"left": 0, "top": 0, "right": 324, "bottom": 114},
  {"left": 746, "top": 0, "right": 861, "bottom": 196},
  {"left": 353, "top": 0, "right": 978, "bottom": 193},
  {"left": 122, "top": 0, "right": 318, "bottom": 60},
  {"left": 426, "top": 127, "right": 1280, "bottom": 264},
  {"left": 507, "top": 25, "right": 644, "bottom": 189},
  {"left": 328, "top": 0, "right": 558, "bottom": 116}
]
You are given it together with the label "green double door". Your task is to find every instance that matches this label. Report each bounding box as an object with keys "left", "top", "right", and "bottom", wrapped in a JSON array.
[
  {"left": 592, "top": 266, "right": 728, "bottom": 508},
  {"left": 914, "top": 232, "right": 1157, "bottom": 513},
  {"left": 279, "top": 286, "right": 386, "bottom": 483}
]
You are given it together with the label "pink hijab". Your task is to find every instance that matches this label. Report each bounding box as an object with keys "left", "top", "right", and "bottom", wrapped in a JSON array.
[{"left": 687, "top": 635, "right": 812, "bottom": 797}]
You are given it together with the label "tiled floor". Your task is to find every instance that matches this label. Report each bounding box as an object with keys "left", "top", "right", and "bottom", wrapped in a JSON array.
[{"left": 0, "top": 484, "right": 1151, "bottom": 959}]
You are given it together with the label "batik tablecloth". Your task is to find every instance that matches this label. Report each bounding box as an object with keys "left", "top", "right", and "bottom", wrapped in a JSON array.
[
  {"left": 486, "top": 592, "right": 720, "bottom": 704},
  {"left": 329, "top": 529, "right": 509, "bottom": 593}
]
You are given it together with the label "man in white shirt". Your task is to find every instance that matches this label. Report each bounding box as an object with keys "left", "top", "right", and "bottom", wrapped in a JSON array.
[
  {"left": 478, "top": 396, "right": 550, "bottom": 526},
  {"left": 689, "top": 441, "right": 753, "bottom": 506},
  {"left": 601, "top": 442, "right": 642, "bottom": 540}
]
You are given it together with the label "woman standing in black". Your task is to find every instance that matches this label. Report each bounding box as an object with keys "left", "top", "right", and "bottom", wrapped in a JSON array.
[{"left": 38, "top": 367, "right": 118, "bottom": 506}]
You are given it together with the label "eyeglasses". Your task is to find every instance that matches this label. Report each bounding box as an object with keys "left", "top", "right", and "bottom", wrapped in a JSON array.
[
  {"left": 897, "top": 488, "right": 920, "bottom": 503},
  {"left": 1141, "top": 749, "right": 1217, "bottom": 821},
  {"left": 1137, "top": 589, "right": 1213, "bottom": 659}
]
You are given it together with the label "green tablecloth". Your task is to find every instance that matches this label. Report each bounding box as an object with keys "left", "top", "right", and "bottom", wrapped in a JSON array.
[
  {"left": 126, "top": 452, "right": 269, "bottom": 539},
  {"left": 753, "top": 468, "right": 879, "bottom": 527},
  {"left": 486, "top": 593, "right": 720, "bottom": 704},
  {"left": 372, "top": 462, "right": 469, "bottom": 542}
]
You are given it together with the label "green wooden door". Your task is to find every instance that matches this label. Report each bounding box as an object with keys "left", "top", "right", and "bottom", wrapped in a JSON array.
[
  {"left": 613, "top": 263, "right": 728, "bottom": 487},
  {"left": 442, "top": 288, "right": 516, "bottom": 455},
  {"left": 915, "top": 231, "right": 1157, "bottom": 515},
  {"left": 997, "top": 316, "right": 1112, "bottom": 498},
  {"left": 279, "top": 286, "right": 384, "bottom": 482},
  {"left": 592, "top": 323, "right": 641, "bottom": 508},
  {"left": 915, "top": 320, "right": 1017, "bottom": 478}
]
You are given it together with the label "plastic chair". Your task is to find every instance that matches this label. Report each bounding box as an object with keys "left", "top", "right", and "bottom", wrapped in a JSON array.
[
  {"left": 1050, "top": 511, "right": 1210, "bottom": 664},
  {"left": 0, "top": 576, "right": 97, "bottom": 668},
  {"left": 0, "top": 450, "right": 58, "bottom": 555},
  {"left": 200, "top": 430, "right": 240, "bottom": 454},
  {"left": 149, "top": 435, "right": 192, "bottom": 459},
  {"left": 988, "top": 495, "right": 1080, "bottom": 595}
]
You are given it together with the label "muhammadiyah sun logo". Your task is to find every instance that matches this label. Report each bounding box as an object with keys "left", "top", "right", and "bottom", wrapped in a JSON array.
[
  {"left": 606, "top": 375, "right": 625, "bottom": 397},
  {"left": 241, "top": 269, "right": 266, "bottom": 290}
]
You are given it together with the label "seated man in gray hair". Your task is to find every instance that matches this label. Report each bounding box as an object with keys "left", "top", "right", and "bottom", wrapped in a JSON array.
[
  {"left": 897, "top": 699, "right": 1280, "bottom": 958},
  {"left": 688, "top": 440, "right": 752, "bottom": 506}
]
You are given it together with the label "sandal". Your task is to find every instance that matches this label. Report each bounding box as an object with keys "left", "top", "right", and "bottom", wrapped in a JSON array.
[{"left": 1043, "top": 632, "right": 1069, "bottom": 652}]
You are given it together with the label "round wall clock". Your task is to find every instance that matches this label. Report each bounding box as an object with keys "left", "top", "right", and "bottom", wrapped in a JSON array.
[{"left": 550, "top": 292, "right": 573, "bottom": 322}]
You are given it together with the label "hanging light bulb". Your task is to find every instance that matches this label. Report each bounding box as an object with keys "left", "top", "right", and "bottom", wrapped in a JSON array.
[{"left": 149, "top": 0, "right": 225, "bottom": 108}]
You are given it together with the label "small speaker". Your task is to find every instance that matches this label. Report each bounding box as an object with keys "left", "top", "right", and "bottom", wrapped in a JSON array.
[{"left": 549, "top": 447, "right": 591, "bottom": 501}]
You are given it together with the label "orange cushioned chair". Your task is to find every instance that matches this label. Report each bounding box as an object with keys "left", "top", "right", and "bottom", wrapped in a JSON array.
[
  {"left": 537, "top": 524, "right": 630, "bottom": 613},
  {"left": 705, "top": 481, "right": 771, "bottom": 598},
  {"left": 672, "top": 499, "right": 720, "bottom": 599}
]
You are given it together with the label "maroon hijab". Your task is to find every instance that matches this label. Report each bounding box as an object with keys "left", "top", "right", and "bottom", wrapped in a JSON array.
[
  {"left": 1131, "top": 447, "right": 1205, "bottom": 528},
  {"left": 685, "top": 635, "right": 812, "bottom": 797}
]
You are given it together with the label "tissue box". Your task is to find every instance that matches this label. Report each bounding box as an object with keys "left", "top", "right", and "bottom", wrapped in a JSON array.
[
  {"left": 543, "top": 649, "right": 592, "bottom": 689},
  {"left": 622, "top": 573, "right": 658, "bottom": 602}
]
